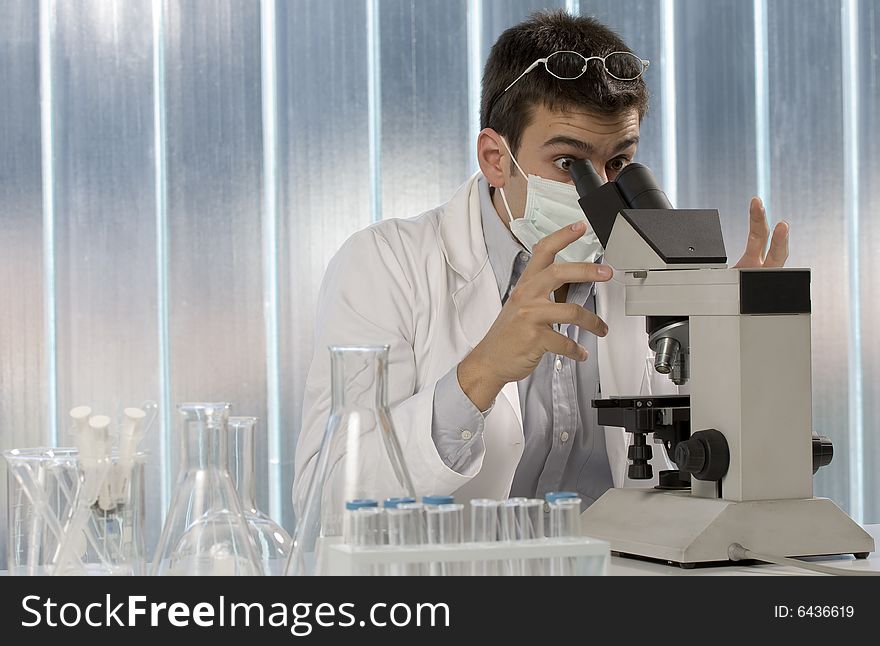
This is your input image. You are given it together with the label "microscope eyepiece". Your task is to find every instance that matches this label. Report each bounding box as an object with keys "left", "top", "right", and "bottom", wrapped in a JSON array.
[
  {"left": 569, "top": 159, "right": 604, "bottom": 198},
  {"left": 615, "top": 163, "right": 674, "bottom": 210}
]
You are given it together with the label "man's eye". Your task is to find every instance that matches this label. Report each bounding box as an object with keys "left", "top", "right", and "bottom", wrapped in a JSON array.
[
  {"left": 553, "top": 157, "right": 575, "bottom": 172},
  {"left": 607, "top": 157, "right": 629, "bottom": 173}
]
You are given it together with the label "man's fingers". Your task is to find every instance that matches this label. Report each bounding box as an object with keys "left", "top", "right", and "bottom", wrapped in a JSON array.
[
  {"left": 520, "top": 221, "right": 589, "bottom": 280},
  {"left": 533, "top": 302, "right": 608, "bottom": 337},
  {"left": 523, "top": 261, "right": 612, "bottom": 296},
  {"left": 742, "top": 197, "right": 770, "bottom": 263},
  {"left": 542, "top": 330, "right": 589, "bottom": 362},
  {"left": 764, "top": 220, "right": 790, "bottom": 268}
]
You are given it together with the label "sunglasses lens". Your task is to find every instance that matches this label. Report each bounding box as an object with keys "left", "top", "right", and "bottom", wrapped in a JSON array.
[{"left": 604, "top": 52, "right": 646, "bottom": 81}]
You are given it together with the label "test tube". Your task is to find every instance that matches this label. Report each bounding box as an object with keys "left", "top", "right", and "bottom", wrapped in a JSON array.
[
  {"left": 396, "top": 501, "right": 427, "bottom": 575},
  {"left": 498, "top": 498, "right": 527, "bottom": 575},
  {"left": 398, "top": 501, "right": 426, "bottom": 543},
  {"left": 549, "top": 496, "right": 582, "bottom": 538},
  {"left": 382, "top": 497, "right": 415, "bottom": 547},
  {"left": 548, "top": 496, "right": 582, "bottom": 576},
  {"left": 425, "top": 503, "right": 463, "bottom": 576},
  {"left": 386, "top": 503, "right": 421, "bottom": 576},
  {"left": 350, "top": 506, "right": 383, "bottom": 576},
  {"left": 470, "top": 499, "right": 499, "bottom": 576},
  {"left": 350, "top": 507, "right": 383, "bottom": 547},
  {"left": 518, "top": 498, "right": 545, "bottom": 575},
  {"left": 343, "top": 499, "right": 378, "bottom": 545},
  {"left": 544, "top": 491, "right": 580, "bottom": 536}
]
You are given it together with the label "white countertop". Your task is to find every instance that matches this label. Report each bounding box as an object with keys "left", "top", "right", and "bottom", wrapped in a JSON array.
[{"left": 607, "top": 524, "right": 880, "bottom": 576}]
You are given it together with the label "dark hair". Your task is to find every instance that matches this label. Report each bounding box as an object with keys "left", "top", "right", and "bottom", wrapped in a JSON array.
[{"left": 481, "top": 10, "right": 649, "bottom": 155}]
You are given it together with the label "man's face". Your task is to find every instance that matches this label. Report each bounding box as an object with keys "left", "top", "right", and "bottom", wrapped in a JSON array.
[{"left": 497, "top": 103, "right": 640, "bottom": 220}]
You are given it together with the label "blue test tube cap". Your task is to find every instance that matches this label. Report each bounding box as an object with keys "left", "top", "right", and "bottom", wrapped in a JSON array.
[
  {"left": 421, "top": 494, "right": 454, "bottom": 505},
  {"left": 345, "top": 499, "right": 379, "bottom": 510},
  {"left": 383, "top": 497, "right": 416, "bottom": 509},
  {"left": 544, "top": 491, "right": 580, "bottom": 504}
]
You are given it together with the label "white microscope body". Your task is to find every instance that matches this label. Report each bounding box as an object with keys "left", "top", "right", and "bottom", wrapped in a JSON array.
[{"left": 570, "top": 160, "right": 874, "bottom": 566}]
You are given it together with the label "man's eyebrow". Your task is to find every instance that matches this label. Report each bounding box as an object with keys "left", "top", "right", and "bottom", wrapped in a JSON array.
[
  {"left": 541, "top": 135, "right": 641, "bottom": 156},
  {"left": 611, "top": 136, "right": 640, "bottom": 156}
]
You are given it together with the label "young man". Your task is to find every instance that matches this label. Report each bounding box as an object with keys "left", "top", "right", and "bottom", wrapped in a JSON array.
[{"left": 293, "top": 11, "right": 789, "bottom": 513}]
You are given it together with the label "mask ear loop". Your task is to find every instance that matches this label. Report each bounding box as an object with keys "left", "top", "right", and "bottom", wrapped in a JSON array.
[
  {"left": 498, "top": 187, "right": 515, "bottom": 224},
  {"left": 499, "top": 136, "right": 528, "bottom": 178},
  {"left": 497, "top": 136, "right": 528, "bottom": 224}
]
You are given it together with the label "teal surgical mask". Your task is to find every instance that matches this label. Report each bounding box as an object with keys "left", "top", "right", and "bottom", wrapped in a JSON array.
[{"left": 497, "top": 137, "right": 603, "bottom": 264}]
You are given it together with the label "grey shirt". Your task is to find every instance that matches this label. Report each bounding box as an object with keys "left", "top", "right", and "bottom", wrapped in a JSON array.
[{"left": 430, "top": 178, "right": 614, "bottom": 505}]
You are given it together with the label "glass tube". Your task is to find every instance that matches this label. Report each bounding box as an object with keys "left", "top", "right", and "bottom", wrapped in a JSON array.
[
  {"left": 391, "top": 502, "right": 426, "bottom": 576},
  {"left": 470, "top": 498, "right": 499, "bottom": 576},
  {"left": 498, "top": 498, "right": 528, "bottom": 575},
  {"left": 343, "top": 499, "right": 379, "bottom": 545},
  {"left": 425, "top": 503, "right": 463, "bottom": 576},
  {"left": 549, "top": 496, "right": 582, "bottom": 576},
  {"left": 518, "top": 498, "right": 545, "bottom": 575}
]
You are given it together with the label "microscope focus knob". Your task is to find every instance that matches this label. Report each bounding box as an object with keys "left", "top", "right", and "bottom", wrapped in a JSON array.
[
  {"left": 812, "top": 433, "right": 834, "bottom": 474},
  {"left": 674, "top": 439, "right": 705, "bottom": 473},
  {"left": 674, "top": 430, "right": 729, "bottom": 481},
  {"left": 627, "top": 434, "right": 653, "bottom": 480}
]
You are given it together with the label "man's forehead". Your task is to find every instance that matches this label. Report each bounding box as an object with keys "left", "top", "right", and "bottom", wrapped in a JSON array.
[{"left": 526, "top": 104, "right": 641, "bottom": 149}]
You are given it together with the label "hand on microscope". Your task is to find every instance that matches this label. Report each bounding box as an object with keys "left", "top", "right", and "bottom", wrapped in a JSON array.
[
  {"left": 733, "top": 197, "right": 789, "bottom": 268},
  {"left": 457, "top": 221, "right": 612, "bottom": 411}
]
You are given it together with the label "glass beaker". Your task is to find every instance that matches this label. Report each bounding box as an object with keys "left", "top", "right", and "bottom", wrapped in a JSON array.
[
  {"left": 228, "top": 416, "right": 291, "bottom": 576},
  {"left": 151, "top": 403, "right": 262, "bottom": 576},
  {"left": 285, "top": 345, "right": 416, "bottom": 576},
  {"left": 4, "top": 448, "right": 145, "bottom": 576}
]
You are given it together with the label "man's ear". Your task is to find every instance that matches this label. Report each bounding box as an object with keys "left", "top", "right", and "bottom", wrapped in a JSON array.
[{"left": 477, "top": 128, "right": 508, "bottom": 188}]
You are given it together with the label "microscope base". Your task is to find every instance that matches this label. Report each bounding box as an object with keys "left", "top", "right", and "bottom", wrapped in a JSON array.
[{"left": 580, "top": 488, "right": 874, "bottom": 566}]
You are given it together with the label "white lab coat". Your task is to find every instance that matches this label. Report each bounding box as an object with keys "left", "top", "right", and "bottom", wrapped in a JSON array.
[{"left": 293, "top": 172, "right": 672, "bottom": 513}]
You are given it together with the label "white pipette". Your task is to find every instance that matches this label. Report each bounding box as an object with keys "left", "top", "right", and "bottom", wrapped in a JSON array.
[
  {"left": 85, "top": 415, "right": 113, "bottom": 510},
  {"left": 113, "top": 407, "right": 146, "bottom": 502},
  {"left": 70, "top": 405, "right": 92, "bottom": 439}
]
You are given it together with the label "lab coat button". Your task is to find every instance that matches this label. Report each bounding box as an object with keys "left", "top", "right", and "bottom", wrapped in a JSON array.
[
  {"left": 560, "top": 431, "right": 570, "bottom": 443},
  {"left": 555, "top": 357, "right": 563, "bottom": 372},
  {"left": 460, "top": 429, "right": 473, "bottom": 441}
]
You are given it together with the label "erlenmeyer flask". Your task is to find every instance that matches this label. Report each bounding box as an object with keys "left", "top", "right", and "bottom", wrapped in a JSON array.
[
  {"left": 151, "top": 403, "right": 262, "bottom": 576},
  {"left": 286, "top": 345, "right": 415, "bottom": 576},
  {"left": 228, "top": 416, "right": 291, "bottom": 576}
]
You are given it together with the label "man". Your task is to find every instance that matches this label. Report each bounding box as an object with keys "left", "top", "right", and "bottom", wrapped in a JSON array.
[{"left": 293, "top": 11, "right": 789, "bottom": 513}]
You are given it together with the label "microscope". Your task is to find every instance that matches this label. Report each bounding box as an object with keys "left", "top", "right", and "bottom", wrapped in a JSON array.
[{"left": 568, "top": 159, "right": 874, "bottom": 567}]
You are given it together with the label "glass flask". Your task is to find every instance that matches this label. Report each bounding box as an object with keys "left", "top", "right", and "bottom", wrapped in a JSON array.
[
  {"left": 228, "top": 416, "right": 291, "bottom": 576},
  {"left": 285, "top": 345, "right": 416, "bottom": 576},
  {"left": 151, "top": 403, "right": 262, "bottom": 576}
]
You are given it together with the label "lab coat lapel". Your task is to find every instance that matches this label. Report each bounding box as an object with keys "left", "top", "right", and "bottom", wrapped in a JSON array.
[{"left": 440, "top": 173, "right": 523, "bottom": 432}]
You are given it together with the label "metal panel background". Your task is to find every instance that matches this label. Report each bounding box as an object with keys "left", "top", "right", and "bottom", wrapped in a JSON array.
[
  {"left": 673, "top": 0, "right": 757, "bottom": 259},
  {"left": 767, "top": 0, "right": 850, "bottom": 512},
  {"left": 378, "top": 0, "right": 471, "bottom": 219},
  {"left": 276, "top": 0, "right": 372, "bottom": 530},
  {"left": 858, "top": 0, "right": 880, "bottom": 523},
  {"left": 50, "top": 0, "right": 161, "bottom": 553},
  {"left": 163, "top": 0, "right": 267, "bottom": 507},
  {"left": 0, "top": 0, "right": 45, "bottom": 569},
  {"left": 481, "top": 0, "right": 567, "bottom": 62}
]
